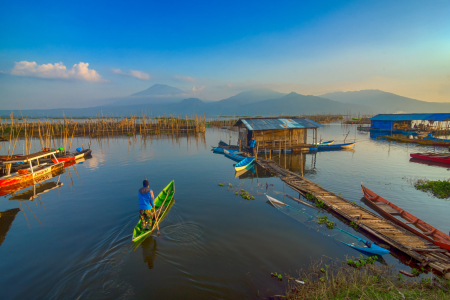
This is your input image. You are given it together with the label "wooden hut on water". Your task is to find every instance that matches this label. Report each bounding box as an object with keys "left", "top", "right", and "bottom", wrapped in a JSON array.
[{"left": 233, "top": 117, "right": 322, "bottom": 153}]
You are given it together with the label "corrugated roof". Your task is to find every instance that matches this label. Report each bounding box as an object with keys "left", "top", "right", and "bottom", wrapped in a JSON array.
[
  {"left": 370, "top": 114, "right": 450, "bottom": 121},
  {"left": 235, "top": 118, "right": 322, "bottom": 130}
]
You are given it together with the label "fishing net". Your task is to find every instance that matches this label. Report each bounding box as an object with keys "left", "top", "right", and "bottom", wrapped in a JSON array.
[{"left": 270, "top": 198, "right": 368, "bottom": 249}]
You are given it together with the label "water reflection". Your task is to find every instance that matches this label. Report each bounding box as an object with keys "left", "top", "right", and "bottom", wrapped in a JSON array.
[
  {"left": 139, "top": 236, "right": 158, "bottom": 269},
  {"left": 0, "top": 208, "right": 20, "bottom": 247}
]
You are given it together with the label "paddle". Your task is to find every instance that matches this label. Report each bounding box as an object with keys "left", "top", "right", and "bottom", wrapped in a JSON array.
[{"left": 151, "top": 191, "right": 170, "bottom": 236}]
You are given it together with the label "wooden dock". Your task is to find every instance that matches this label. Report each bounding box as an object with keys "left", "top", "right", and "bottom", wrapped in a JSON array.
[{"left": 256, "top": 158, "right": 450, "bottom": 278}]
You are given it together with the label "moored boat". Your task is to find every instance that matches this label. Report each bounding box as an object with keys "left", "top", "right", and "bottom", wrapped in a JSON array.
[
  {"left": 234, "top": 157, "right": 255, "bottom": 172},
  {"left": 0, "top": 150, "right": 64, "bottom": 188},
  {"left": 410, "top": 153, "right": 450, "bottom": 164},
  {"left": 361, "top": 184, "right": 450, "bottom": 251},
  {"left": 50, "top": 148, "right": 92, "bottom": 163},
  {"left": 224, "top": 149, "right": 245, "bottom": 161},
  {"left": 423, "top": 134, "right": 450, "bottom": 143},
  {"left": 317, "top": 142, "right": 355, "bottom": 150},
  {"left": 314, "top": 140, "right": 335, "bottom": 146},
  {"left": 132, "top": 180, "right": 175, "bottom": 242}
]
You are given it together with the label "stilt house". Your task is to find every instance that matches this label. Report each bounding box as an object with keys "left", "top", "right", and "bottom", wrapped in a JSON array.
[{"left": 233, "top": 117, "right": 322, "bottom": 152}]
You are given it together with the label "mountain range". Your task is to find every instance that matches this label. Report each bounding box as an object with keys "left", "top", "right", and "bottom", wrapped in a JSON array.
[{"left": 1, "top": 85, "right": 448, "bottom": 118}]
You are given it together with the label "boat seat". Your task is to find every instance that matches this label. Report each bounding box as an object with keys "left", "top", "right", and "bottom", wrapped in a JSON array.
[{"left": 374, "top": 203, "right": 401, "bottom": 215}]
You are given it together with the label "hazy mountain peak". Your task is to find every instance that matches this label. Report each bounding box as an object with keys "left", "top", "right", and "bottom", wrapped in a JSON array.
[{"left": 131, "top": 84, "right": 184, "bottom": 97}]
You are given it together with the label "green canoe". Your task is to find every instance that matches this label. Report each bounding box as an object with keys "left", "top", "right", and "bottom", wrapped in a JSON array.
[{"left": 132, "top": 180, "right": 175, "bottom": 242}]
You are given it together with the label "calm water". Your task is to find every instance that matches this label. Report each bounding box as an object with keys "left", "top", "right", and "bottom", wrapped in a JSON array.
[{"left": 1, "top": 124, "right": 449, "bottom": 299}]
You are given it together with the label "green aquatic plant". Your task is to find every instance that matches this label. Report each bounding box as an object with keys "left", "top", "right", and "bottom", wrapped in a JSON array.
[
  {"left": 235, "top": 192, "right": 238, "bottom": 195},
  {"left": 350, "top": 221, "right": 358, "bottom": 229},
  {"left": 413, "top": 179, "right": 450, "bottom": 199},
  {"left": 347, "top": 255, "right": 377, "bottom": 268}
]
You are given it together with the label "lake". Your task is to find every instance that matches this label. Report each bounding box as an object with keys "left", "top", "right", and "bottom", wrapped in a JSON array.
[{"left": 1, "top": 124, "right": 449, "bottom": 299}]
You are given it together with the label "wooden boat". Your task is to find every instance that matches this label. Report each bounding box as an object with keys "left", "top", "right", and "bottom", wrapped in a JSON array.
[
  {"left": 361, "top": 184, "right": 450, "bottom": 251},
  {"left": 317, "top": 142, "right": 355, "bottom": 150},
  {"left": 267, "top": 195, "right": 389, "bottom": 255},
  {"left": 423, "top": 134, "right": 450, "bottom": 143},
  {"left": 51, "top": 149, "right": 92, "bottom": 163},
  {"left": 0, "top": 151, "right": 64, "bottom": 188},
  {"left": 212, "top": 146, "right": 238, "bottom": 154},
  {"left": 218, "top": 140, "right": 228, "bottom": 147},
  {"left": 234, "top": 157, "right": 254, "bottom": 172},
  {"left": 132, "top": 180, "right": 175, "bottom": 242},
  {"left": 410, "top": 153, "right": 450, "bottom": 164},
  {"left": 234, "top": 166, "right": 255, "bottom": 178},
  {"left": 314, "top": 140, "right": 335, "bottom": 146},
  {"left": 224, "top": 149, "right": 245, "bottom": 162}
]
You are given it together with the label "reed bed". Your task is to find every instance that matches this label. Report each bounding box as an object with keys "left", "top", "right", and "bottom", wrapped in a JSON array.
[{"left": 281, "top": 258, "right": 450, "bottom": 300}]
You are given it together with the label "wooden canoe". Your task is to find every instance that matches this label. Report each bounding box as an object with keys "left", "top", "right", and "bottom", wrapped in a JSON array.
[
  {"left": 234, "top": 157, "right": 255, "bottom": 172},
  {"left": 132, "top": 180, "right": 175, "bottom": 242},
  {"left": 51, "top": 149, "right": 92, "bottom": 163},
  {"left": 361, "top": 184, "right": 450, "bottom": 251},
  {"left": 410, "top": 153, "right": 450, "bottom": 164},
  {"left": 224, "top": 149, "right": 245, "bottom": 162},
  {"left": 317, "top": 142, "right": 355, "bottom": 150}
]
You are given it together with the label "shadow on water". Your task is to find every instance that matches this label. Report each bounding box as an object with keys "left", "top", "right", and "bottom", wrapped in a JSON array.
[{"left": 0, "top": 208, "right": 20, "bottom": 247}]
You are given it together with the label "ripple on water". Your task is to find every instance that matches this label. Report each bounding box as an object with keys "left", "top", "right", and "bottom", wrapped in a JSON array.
[{"left": 161, "top": 223, "right": 203, "bottom": 243}]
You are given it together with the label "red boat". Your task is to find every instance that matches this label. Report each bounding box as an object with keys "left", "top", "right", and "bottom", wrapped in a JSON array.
[
  {"left": 361, "top": 184, "right": 450, "bottom": 251},
  {"left": 410, "top": 153, "right": 450, "bottom": 165},
  {"left": 51, "top": 149, "right": 92, "bottom": 163}
]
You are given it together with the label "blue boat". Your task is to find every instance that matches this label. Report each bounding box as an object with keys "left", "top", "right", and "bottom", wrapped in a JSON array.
[
  {"left": 235, "top": 157, "right": 255, "bottom": 171},
  {"left": 218, "top": 140, "right": 228, "bottom": 147},
  {"left": 212, "top": 146, "right": 238, "bottom": 153},
  {"left": 266, "top": 195, "right": 389, "bottom": 256},
  {"left": 423, "top": 134, "right": 450, "bottom": 142},
  {"left": 314, "top": 140, "right": 335, "bottom": 146},
  {"left": 224, "top": 149, "right": 245, "bottom": 161},
  {"left": 317, "top": 142, "right": 355, "bottom": 150}
]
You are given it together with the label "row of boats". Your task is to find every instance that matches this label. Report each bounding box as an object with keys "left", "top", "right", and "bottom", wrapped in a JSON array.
[
  {"left": 381, "top": 134, "right": 450, "bottom": 147},
  {"left": 0, "top": 148, "right": 92, "bottom": 188},
  {"left": 212, "top": 140, "right": 356, "bottom": 155}
]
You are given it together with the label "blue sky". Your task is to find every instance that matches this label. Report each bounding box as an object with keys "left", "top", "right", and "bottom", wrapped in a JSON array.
[{"left": 1, "top": 0, "right": 449, "bottom": 109}]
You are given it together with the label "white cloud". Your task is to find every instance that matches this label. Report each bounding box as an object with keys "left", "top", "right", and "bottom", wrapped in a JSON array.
[
  {"left": 174, "top": 75, "right": 197, "bottom": 83},
  {"left": 191, "top": 86, "right": 206, "bottom": 92},
  {"left": 11, "top": 61, "right": 105, "bottom": 82},
  {"left": 112, "top": 68, "right": 151, "bottom": 80}
]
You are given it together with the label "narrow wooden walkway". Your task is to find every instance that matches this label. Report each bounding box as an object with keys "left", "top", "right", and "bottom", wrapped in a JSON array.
[{"left": 256, "top": 158, "right": 450, "bottom": 278}]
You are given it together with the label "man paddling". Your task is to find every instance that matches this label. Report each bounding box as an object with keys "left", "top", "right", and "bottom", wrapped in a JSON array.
[{"left": 139, "top": 179, "right": 155, "bottom": 230}]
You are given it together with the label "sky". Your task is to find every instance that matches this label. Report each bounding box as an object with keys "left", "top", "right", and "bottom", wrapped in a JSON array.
[{"left": 1, "top": 0, "right": 450, "bottom": 109}]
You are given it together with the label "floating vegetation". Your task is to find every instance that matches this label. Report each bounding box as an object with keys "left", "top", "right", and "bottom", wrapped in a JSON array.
[
  {"left": 346, "top": 255, "right": 377, "bottom": 268},
  {"left": 413, "top": 179, "right": 450, "bottom": 199},
  {"left": 350, "top": 221, "right": 359, "bottom": 229},
  {"left": 317, "top": 216, "right": 335, "bottom": 229},
  {"left": 271, "top": 272, "right": 283, "bottom": 281},
  {"left": 218, "top": 183, "right": 224, "bottom": 187},
  {"left": 306, "top": 193, "right": 325, "bottom": 208}
]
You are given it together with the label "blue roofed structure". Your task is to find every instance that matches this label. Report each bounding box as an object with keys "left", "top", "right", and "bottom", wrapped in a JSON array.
[
  {"left": 370, "top": 114, "right": 450, "bottom": 122},
  {"left": 369, "top": 113, "right": 450, "bottom": 132}
]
